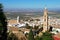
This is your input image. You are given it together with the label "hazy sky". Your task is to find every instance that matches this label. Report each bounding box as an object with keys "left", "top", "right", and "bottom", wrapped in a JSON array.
[{"left": 0, "top": 0, "right": 60, "bottom": 9}]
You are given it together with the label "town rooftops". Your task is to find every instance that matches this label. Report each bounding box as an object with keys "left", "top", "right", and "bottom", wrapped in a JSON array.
[{"left": 52, "top": 24, "right": 60, "bottom": 29}]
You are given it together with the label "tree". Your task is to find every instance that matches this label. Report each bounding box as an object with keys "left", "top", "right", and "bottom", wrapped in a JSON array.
[
  {"left": 28, "top": 28, "right": 34, "bottom": 40},
  {"left": 35, "top": 36, "right": 41, "bottom": 40},
  {"left": 49, "top": 26, "right": 53, "bottom": 32},
  {"left": 0, "top": 3, "right": 7, "bottom": 40},
  {"left": 40, "top": 31, "right": 53, "bottom": 40},
  {"left": 35, "top": 31, "right": 53, "bottom": 40}
]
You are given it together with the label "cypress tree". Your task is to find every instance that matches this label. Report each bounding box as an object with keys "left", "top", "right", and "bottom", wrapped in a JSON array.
[
  {"left": 0, "top": 3, "right": 7, "bottom": 40},
  {"left": 28, "top": 28, "right": 34, "bottom": 40}
]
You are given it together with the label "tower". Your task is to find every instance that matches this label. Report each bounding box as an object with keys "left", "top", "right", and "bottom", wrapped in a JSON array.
[
  {"left": 17, "top": 16, "right": 20, "bottom": 23},
  {"left": 43, "top": 7, "right": 48, "bottom": 32}
]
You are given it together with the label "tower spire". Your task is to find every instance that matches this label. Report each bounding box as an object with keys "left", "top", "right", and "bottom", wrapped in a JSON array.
[{"left": 45, "top": 7, "right": 47, "bottom": 10}]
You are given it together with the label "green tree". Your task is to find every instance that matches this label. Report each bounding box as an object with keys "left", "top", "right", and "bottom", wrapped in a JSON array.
[
  {"left": 0, "top": 3, "right": 7, "bottom": 40},
  {"left": 35, "top": 36, "right": 41, "bottom": 40},
  {"left": 35, "top": 32, "right": 53, "bottom": 40},
  {"left": 28, "top": 28, "right": 34, "bottom": 40},
  {"left": 40, "top": 31, "right": 53, "bottom": 40}
]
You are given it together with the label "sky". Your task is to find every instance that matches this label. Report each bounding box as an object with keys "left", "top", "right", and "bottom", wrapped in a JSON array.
[{"left": 0, "top": 0, "right": 60, "bottom": 9}]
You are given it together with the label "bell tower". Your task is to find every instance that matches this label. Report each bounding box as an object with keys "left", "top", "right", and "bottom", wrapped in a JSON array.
[
  {"left": 17, "top": 16, "right": 20, "bottom": 23},
  {"left": 43, "top": 7, "right": 48, "bottom": 32}
]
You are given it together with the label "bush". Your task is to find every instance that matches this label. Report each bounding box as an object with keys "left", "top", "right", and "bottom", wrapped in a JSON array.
[
  {"left": 35, "top": 31, "right": 53, "bottom": 40},
  {"left": 7, "top": 32, "right": 18, "bottom": 40},
  {"left": 40, "top": 32, "right": 53, "bottom": 40}
]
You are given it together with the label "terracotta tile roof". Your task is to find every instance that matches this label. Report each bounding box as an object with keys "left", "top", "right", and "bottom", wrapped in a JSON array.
[
  {"left": 9, "top": 27, "right": 18, "bottom": 31},
  {"left": 19, "top": 28, "right": 30, "bottom": 32},
  {"left": 8, "top": 20, "right": 17, "bottom": 24}
]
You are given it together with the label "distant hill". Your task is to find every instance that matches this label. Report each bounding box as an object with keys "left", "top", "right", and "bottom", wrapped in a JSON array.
[
  {"left": 4, "top": 8, "right": 60, "bottom": 19},
  {"left": 4, "top": 8, "right": 60, "bottom": 13},
  {"left": 4, "top": 8, "right": 43, "bottom": 12}
]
